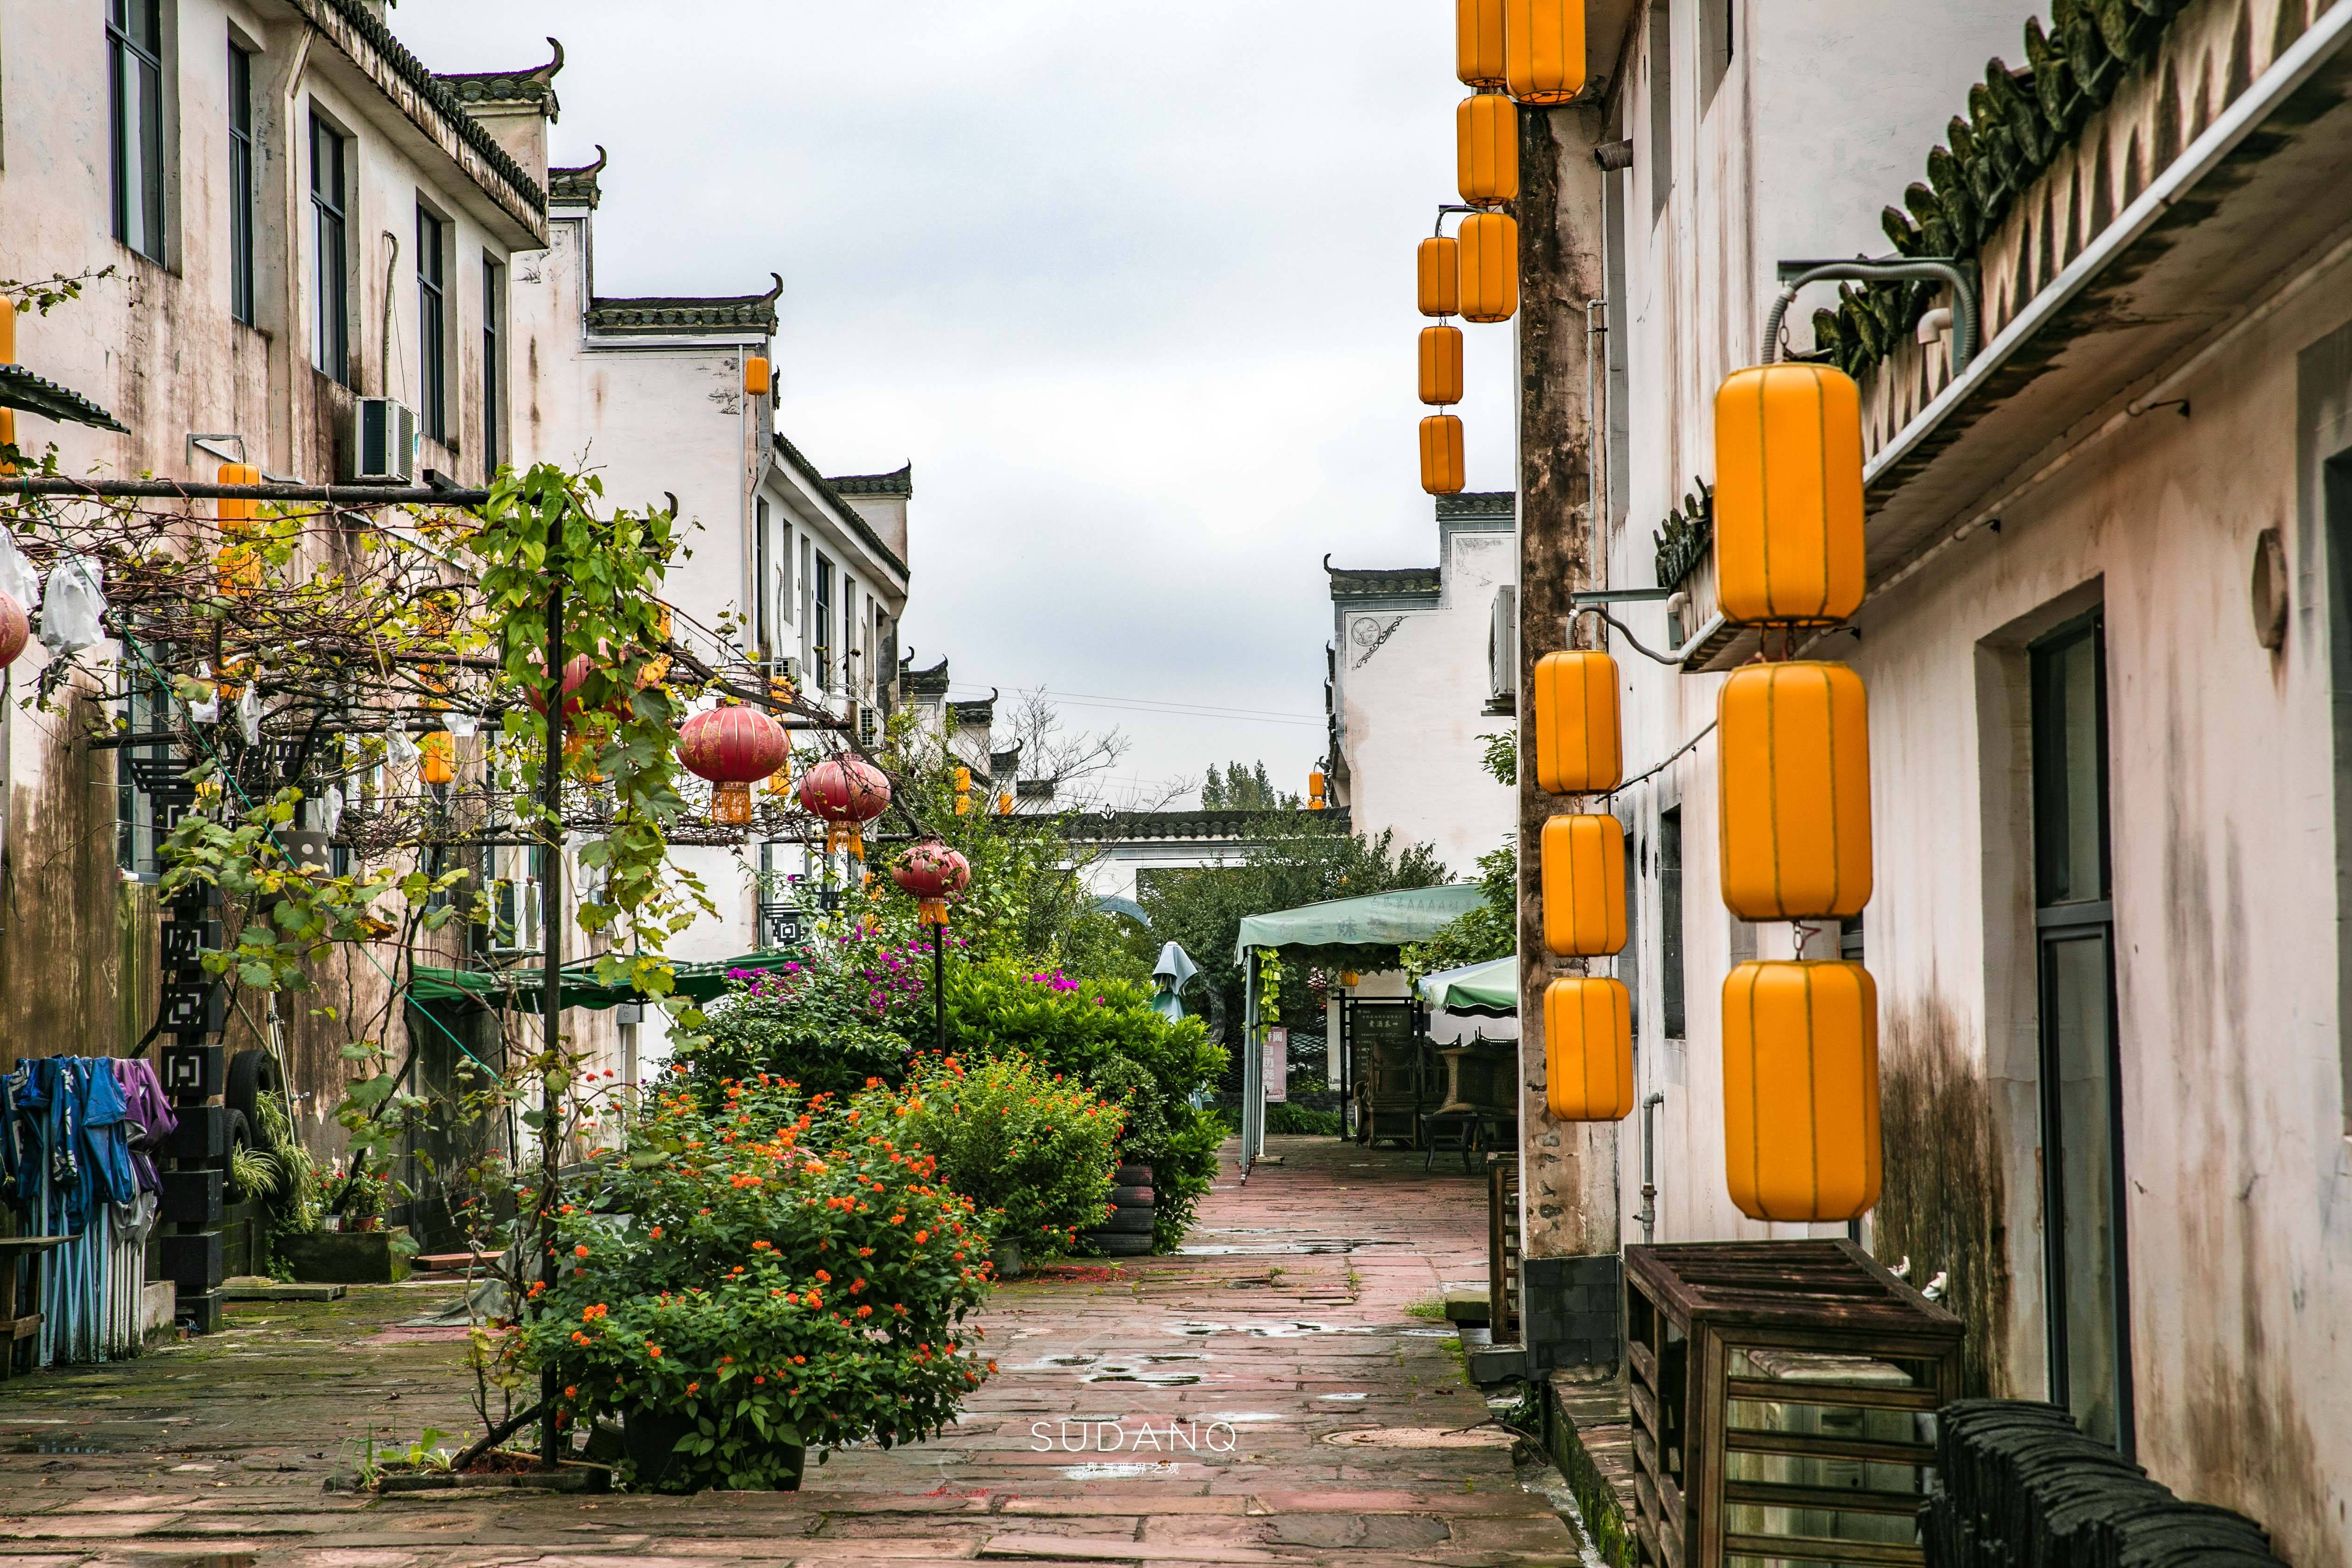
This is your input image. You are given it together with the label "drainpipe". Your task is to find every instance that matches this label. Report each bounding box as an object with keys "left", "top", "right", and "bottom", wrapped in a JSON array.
[{"left": 1638, "top": 1091, "right": 1665, "bottom": 1244}]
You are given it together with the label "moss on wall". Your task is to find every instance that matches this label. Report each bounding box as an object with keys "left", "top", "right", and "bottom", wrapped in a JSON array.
[{"left": 1875, "top": 998, "right": 2011, "bottom": 1397}]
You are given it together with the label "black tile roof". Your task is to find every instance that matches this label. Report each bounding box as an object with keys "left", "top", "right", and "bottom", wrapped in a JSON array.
[
  {"left": 904, "top": 658, "right": 952, "bottom": 700},
  {"left": 826, "top": 465, "right": 913, "bottom": 499},
  {"left": 587, "top": 275, "right": 782, "bottom": 336},
  {"left": 771, "top": 432, "right": 909, "bottom": 582},
  {"left": 1326, "top": 563, "right": 1441, "bottom": 599},
  {"left": 436, "top": 37, "right": 563, "bottom": 116},
  {"left": 1436, "top": 490, "right": 1514, "bottom": 519},
  {"left": 548, "top": 146, "right": 606, "bottom": 210}
]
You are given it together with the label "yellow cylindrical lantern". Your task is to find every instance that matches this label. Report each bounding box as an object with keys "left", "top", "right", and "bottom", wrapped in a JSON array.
[
  {"left": 744, "top": 356, "right": 772, "bottom": 396},
  {"left": 1457, "top": 0, "right": 1505, "bottom": 87},
  {"left": 1714, "top": 363, "right": 1866, "bottom": 624},
  {"left": 1420, "top": 325, "right": 1464, "bottom": 407},
  {"left": 1544, "top": 977, "right": 1633, "bottom": 1120},
  {"left": 1457, "top": 92, "right": 1520, "bottom": 208},
  {"left": 1506, "top": 0, "right": 1587, "bottom": 105},
  {"left": 1530, "top": 650, "right": 1622, "bottom": 795},
  {"left": 1458, "top": 212, "right": 1518, "bottom": 323},
  {"left": 1420, "top": 414, "right": 1465, "bottom": 496},
  {"left": 1541, "top": 812, "right": 1625, "bottom": 957},
  {"left": 217, "top": 462, "right": 260, "bottom": 528},
  {"left": 1418, "top": 237, "right": 1460, "bottom": 318},
  {"left": 1723, "top": 960, "right": 1882, "bottom": 1221},
  {"left": 1717, "top": 661, "right": 1873, "bottom": 920}
]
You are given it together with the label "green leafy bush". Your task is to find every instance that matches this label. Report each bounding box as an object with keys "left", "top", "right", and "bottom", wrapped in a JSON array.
[
  {"left": 1267, "top": 1102, "right": 1341, "bottom": 1136},
  {"left": 522, "top": 1077, "right": 995, "bottom": 1492},
  {"left": 859, "top": 1053, "right": 1121, "bottom": 1261},
  {"left": 678, "top": 933, "right": 930, "bottom": 1098},
  {"left": 910, "top": 957, "right": 1225, "bottom": 1250}
]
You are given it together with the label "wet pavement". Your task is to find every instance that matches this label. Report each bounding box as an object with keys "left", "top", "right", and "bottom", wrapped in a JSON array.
[{"left": 0, "top": 1136, "right": 1586, "bottom": 1566}]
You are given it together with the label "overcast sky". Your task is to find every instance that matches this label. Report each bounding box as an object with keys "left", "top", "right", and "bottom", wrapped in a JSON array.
[{"left": 396, "top": 0, "right": 1513, "bottom": 830}]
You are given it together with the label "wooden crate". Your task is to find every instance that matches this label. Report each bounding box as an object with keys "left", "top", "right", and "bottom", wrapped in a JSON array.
[
  {"left": 1624, "top": 1240, "right": 1965, "bottom": 1568},
  {"left": 1486, "top": 1155, "right": 1521, "bottom": 1336}
]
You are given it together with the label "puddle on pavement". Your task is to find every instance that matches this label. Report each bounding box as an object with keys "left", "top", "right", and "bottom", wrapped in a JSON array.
[
  {"left": 1036, "top": 1355, "right": 1098, "bottom": 1367},
  {"left": 1084, "top": 1370, "right": 1204, "bottom": 1386},
  {"left": 1180, "top": 1238, "right": 1394, "bottom": 1256},
  {"left": 9, "top": 1440, "right": 116, "bottom": 1454},
  {"left": 1400, "top": 1328, "right": 1456, "bottom": 1337},
  {"left": 1318, "top": 1392, "right": 1370, "bottom": 1401},
  {"left": 1204, "top": 1411, "right": 1286, "bottom": 1423},
  {"left": 1166, "top": 1319, "right": 1375, "bottom": 1338},
  {"left": 1142, "top": 1353, "right": 1207, "bottom": 1363}
]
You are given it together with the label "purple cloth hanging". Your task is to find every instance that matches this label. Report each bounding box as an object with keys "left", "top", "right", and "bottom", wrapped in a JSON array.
[{"left": 112, "top": 1057, "right": 177, "bottom": 1195}]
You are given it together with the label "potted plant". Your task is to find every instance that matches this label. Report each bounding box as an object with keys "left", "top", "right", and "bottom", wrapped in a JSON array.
[
  {"left": 280, "top": 1164, "right": 414, "bottom": 1283},
  {"left": 520, "top": 1077, "right": 998, "bottom": 1493}
]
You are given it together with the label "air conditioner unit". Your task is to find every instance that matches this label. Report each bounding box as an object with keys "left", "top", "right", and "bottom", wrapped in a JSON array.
[
  {"left": 1489, "top": 585, "right": 1519, "bottom": 702},
  {"left": 345, "top": 397, "right": 418, "bottom": 484}
]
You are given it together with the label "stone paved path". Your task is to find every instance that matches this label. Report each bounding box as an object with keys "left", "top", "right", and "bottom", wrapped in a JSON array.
[{"left": 0, "top": 1137, "right": 1583, "bottom": 1566}]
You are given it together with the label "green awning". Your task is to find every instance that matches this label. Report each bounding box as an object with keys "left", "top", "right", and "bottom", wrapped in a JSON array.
[
  {"left": 407, "top": 953, "right": 801, "bottom": 1014},
  {"left": 1418, "top": 954, "right": 1518, "bottom": 1017},
  {"left": 1233, "top": 884, "right": 1485, "bottom": 962}
]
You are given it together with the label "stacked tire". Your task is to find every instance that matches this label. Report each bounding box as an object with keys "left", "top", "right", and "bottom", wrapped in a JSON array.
[{"left": 1081, "top": 1163, "right": 1155, "bottom": 1257}]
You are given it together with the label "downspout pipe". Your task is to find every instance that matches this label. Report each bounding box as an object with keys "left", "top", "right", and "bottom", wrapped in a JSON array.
[
  {"left": 1762, "top": 260, "right": 1978, "bottom": 375},
  {"left": 1638, "top": 1091, "right": 1665, "bottom": 1244}
]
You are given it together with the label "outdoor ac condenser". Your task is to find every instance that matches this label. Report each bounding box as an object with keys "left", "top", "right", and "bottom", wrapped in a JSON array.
[
  {"left": 1489, "top": 585, "right": 1518, "bottom": 702},
  {"left": 344, "top": 397, "right": 418, "bottom": 484}
]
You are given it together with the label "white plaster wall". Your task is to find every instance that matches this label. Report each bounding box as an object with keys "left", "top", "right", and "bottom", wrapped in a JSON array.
[{"left": 1333, "top": 523, "right": 1516, "bottom": 878}]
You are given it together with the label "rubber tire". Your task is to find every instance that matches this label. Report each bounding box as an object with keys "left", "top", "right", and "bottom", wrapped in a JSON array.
[
  {"left": 1085, "top": 1232, "right": 1154, "bottom": 1256},
  {"left": 1113, "top": 1163, "right": 1153, "bottom": 1188},
  {"left": 1111, "top": 1185, "right": 1155, "bottom": 1208},
  {"left": 226, "top": 1050, "right": 284, "bottom": 1148},
  {"left": 1099, "top": 1207, "right": 1155, "bottom": 1235},
  {"left": 226, "top": 1107, "right": 254, "bottom": 1159}
]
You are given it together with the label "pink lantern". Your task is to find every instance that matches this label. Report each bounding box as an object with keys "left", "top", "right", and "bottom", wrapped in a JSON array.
[
  {"left": 797, "top": 754, "right": 892, "bottom": 859},
  {"left": 679, "top": 704, "right": 791, "bottom": 825},
  {"left": 0, "top": 589, "right": 25, "bottom": 670},
  {"left": 891, "top": 840, "right": 971, "bottom": 925}
]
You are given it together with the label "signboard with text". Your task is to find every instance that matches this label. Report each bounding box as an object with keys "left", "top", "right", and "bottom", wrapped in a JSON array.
[{"left": 1265, "top": 1027, "right": 1288, "bottom": 1103}]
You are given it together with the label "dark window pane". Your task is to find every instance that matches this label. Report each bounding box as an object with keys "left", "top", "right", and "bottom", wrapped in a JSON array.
[
  {"left": 108, "top": 0, "right": 165, "bottom": 261},
  {"left": 2032, "top": 623, "right": 2110, "bottom": 905},
  {"left": 416, "top": 208, "right": 445, "bottom": 439},
  {"left": 311, "top": 115, "right": 348, "bottom": 383},
  {"left": 2043, "top": 931, "right": 2124, "bottom": 1447},
  {"left": 1660, "top": 807, "right": 1685, "bottom": 1038},
  {"left": 229, "top": 48, "right": 255, "bottom": 322},
  {"left": 482, "top": 259, "right": 502, "bottom": 471}
]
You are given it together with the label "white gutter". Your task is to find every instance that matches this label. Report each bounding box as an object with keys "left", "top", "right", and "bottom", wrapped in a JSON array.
[{"left": 1862, "top": 2, "right": 2352, "bottom": 493}]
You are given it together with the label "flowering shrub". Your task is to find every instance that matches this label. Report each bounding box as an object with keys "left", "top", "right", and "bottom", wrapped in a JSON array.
[
  {"left": 521, "top": 1077, "right": 995, "bottom": 1492},
  {"left": 679, "top": 929, "right": 932, "bottom": 1097},
  {"left": 859, "top": 1053, "right": 1121, "bottom": 1260}
]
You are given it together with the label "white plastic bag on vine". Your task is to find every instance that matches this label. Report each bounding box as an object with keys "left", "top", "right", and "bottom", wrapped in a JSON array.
[
  {"left": 0, "top": 528, "right": 38, "bottom": 616},
  {"left": 38, "top": 553, "right": 105, "bottom": 658}
]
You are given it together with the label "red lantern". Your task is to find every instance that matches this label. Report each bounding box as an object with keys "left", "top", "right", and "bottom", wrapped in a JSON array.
[
  {"left": 0, "top": 589, "right": 25, "bottom": 671},
  {"left": 891, "top": 839, "right": 971, "bottom": 926},
  {"left": 525, "top": 652, "right": 594, "bottom": 718},
  {"left": 679, "top": 704, "right": 790, "bottom": 825},
  {"left": 797, "top": 754, "right": 893, "bottom": 859}
]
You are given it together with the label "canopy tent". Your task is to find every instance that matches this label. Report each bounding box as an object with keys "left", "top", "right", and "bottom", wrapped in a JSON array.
[
  {"left": 1233, "top": 884, "right": 1486, "bottom": 961},
  {"left": 1418, "top": 954, "right": 1518, "bottom": 1017},
  {"left": 407, "top": 953, "right": 798, "bottom": 1014},
  {"left": 1233, "top": 883, "right": 1484, "bottom": 1161}
]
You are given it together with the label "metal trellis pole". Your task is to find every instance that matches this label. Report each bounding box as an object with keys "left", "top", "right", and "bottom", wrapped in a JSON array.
[{"left": 538, "top": 548, "right": 566, "bottom": 1469}]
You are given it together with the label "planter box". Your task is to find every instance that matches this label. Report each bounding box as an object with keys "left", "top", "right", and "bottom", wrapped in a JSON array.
[{"left": 279, "top": 1227, "right": 411, "bottom": 1285}]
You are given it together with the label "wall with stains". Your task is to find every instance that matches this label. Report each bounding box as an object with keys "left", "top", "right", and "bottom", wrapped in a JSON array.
[
  {"left": 1584, "top": 0, "right": 2352, "bottom": 1556},
  {"left": 0, "top": 0, "right": 547, "bottom": 1158}
]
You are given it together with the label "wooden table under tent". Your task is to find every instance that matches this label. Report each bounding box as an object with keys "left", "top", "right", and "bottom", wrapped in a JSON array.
[{"left": 1230, "top": 883, "right": 1486, "bottom": 1165}]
